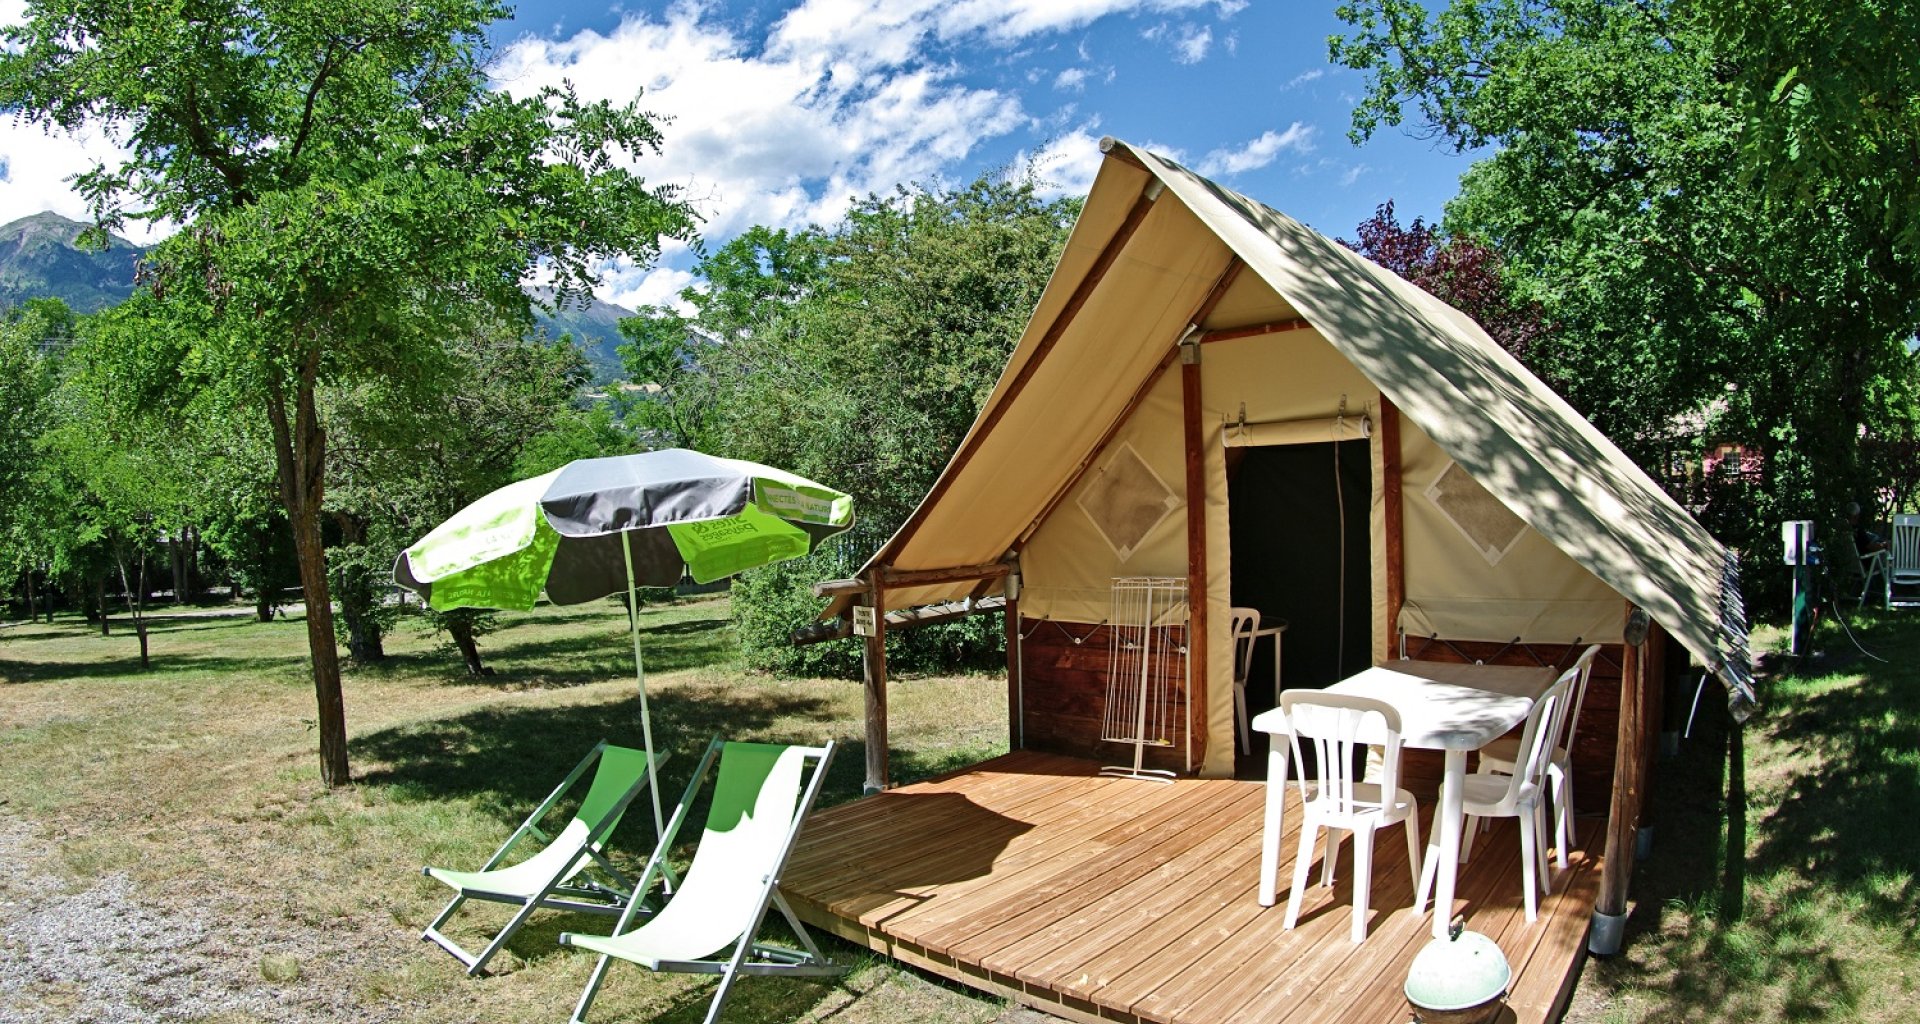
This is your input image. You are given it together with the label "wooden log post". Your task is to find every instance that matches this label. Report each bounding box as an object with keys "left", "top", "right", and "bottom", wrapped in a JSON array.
[
  {"left": 1591, "top": 603, "right": 1650, "bottom": 953},
  {"left": 863, "top": 574, "right": 890, "bottom": 795},
  {"left": 1181, "top": 337, "right": 1210, "bottom": 774},
  {"left": 1379, "top": 396, "right": 1405, "bottom": 662},
  {"left": 1004, "top": 567, "right": 1022, "bottom": 752}
]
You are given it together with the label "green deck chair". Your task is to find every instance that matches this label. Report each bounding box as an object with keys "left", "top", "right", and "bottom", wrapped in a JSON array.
[
  {"left": 420, "top": 741, "right": 667, "bottom": 976},
  {"left": 560, "top": 737, "right": 845, "bottom": 1024}
]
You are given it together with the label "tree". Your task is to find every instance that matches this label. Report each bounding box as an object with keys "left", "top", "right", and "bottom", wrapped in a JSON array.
[
  {"left": 0, "top": 300, "right": 71, "bottom": 620},
  {"left": 327, "top": 321, "right": 592, "bottom": 674},
  {"left": 636, "top": 174, "right": 1077, "bottom": 675},
  {"left": 1331, "top": 0, "right": 1920, "bottom": 586},
  {"left": 0, "top": 1, "right": 694, "bottom": 785},
  {"left": 1343, "top": 201, "right": 1548, "bottom": 363}
]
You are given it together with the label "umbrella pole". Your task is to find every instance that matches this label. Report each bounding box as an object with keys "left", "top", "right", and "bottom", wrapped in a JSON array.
[{"left": 622, "top": 538, "right": 669, "bottom": 844}]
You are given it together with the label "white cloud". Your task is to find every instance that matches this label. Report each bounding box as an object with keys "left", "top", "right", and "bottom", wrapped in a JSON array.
[
  {"left": 1339, "top": 164, "right": 1369, "bottom": 187},
  {"left": 1054, "top": 66, "right": 1089, "bottom": 91},
  {"left": 606, "top": 264, "right": 703, "bottom": 316},
  {"left": 769, "top": 0, "right": 1234, "bottom": 66},
  {"left": 1174, "top": 24, "right": 1211, "bottom": 63},
  {"left": 1017, "top": 128, "right": 1106, "bottom": 200},
  {"left": 1284, "top": 68, "right": 1325, "bottom": 90},
  {"left": 0, "top": 118, "right": 174, "bottom": 243},
  {"left": 1195, "top": 123, "right": 1316, "bottom": 176}
]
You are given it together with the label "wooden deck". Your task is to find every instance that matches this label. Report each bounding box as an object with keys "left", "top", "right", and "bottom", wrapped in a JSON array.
[{"left": 784, "top": 751, "right": 1601, "bottom": 1024}]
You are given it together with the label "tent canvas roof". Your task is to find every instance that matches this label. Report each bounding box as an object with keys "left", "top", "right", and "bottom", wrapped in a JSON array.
[{"left": 844, "top": 137, "right": 1754, "bottom": 713}]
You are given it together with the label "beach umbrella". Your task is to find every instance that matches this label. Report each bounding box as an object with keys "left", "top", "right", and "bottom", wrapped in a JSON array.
[{"left": 393, "top": 449, "right": 855, "bottom": 836}]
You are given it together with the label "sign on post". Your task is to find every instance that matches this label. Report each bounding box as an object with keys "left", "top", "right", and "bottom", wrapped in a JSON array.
[{"left": 852, "top": 606, "right": 877, "bottom": 637}]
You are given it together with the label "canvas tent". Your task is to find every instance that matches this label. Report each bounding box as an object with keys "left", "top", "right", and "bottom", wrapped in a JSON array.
[{"left": 821, "top": 137, "right": 1754, "bottom": 784}]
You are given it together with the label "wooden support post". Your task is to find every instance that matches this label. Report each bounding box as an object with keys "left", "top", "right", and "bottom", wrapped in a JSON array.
[
  {"left": 1181, "top": 340, "right": 1210, "bottom": 774},
  {"left": 1004, "top": 581, "right": 1022, "bottom": 752},
  {"left": 1592, "top": 603, "right": 1649, "bottom": 953},
  {"left": 1379, "top": 396, "right": 1405, "bottom": 662},
  {"left": 1635, "top": 625, "right": 1669, "bottom": 854},
  {"left": 863, "top": 575, "right": 890, "bottom": 795}
]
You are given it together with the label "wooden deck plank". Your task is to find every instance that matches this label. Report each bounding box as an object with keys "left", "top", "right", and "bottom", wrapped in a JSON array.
[
  {"left": 1291, "top": 819, "right": 1538, "bottom": 1024},
  {"left": 788, "top": 759, "right": 1113, "bottom": 891},
  {"left": 970, "top": 786, "right": 1268, "bottom": 979},
  {"left": 1134, "top": 798, "right": 1525, "bottom": 1024},
  {"left": 821, "top": 776, "right": 1196, "bottom": 935},
  {"left": 916, "top": 782, "right": 1248, "bottom": 958},
  {"left": 1012, "top": 801, "right": 1293, "bottom": 997},
  {"left": 782, "top": 755, "right": 1598, "bottom": 1024}
]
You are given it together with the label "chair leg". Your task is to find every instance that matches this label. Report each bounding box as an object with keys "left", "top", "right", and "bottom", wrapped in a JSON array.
[
  {"left": 1350, "top": 827, "right": 1375, "bottom": 943},
  {"left": 1235, "top": 683, "right": 1251, "bottom": 756},
  {"left": 1458, "top": 815, "right": 1478, "bottom": 864},
  {"left": 1534, "top": 803, "right": 1551, "bottom": 893},
  {"left": 1402, "top": 802, "right": 1423, "bottom": 895},
  {"left": 468, "top": 897, "right": 544, "bottom": 977},
  {"left": 1552, "top": 767, "right": 1572, "bottom": 870},
  {"left": 1519, "top": 810, "right": 1539, "bottom": 922},
  {"left": 1283, "top": 824, "right": 1318, "bottom": 931},
  {"left": 569, "top": 954, "right": 617, "bottom": 1024},
  {"left": 1321, "top": 828, "right": 1341, "bottom": 886}
]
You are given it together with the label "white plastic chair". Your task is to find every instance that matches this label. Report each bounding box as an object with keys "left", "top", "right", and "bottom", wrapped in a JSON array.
[
  {"left": 1427, "top": 670, "right": 1572, "bottom": 922},
  {"left": 1474, "top": 644, "right": 1600, "bottom": 869},
  {"left": 560, "top": 738, "right": 844, "bottom": 1024},
  {"left": 1891, "top": 514, "right": 1920, "bottom": 608},
  {"left": 1230, "top": 607, "right": 1259, "bottom": 754},
  {"left": 1280, "top": 692, "right": 1423, "bottom": 943}
]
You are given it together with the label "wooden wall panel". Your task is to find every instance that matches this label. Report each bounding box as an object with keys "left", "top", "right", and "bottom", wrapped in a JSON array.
[
  {"left": 1015, "top": 619, "right": 1635, "bottom": 804},
  {"left": 1016, "top": 618, "right": 1195, "bottom": 774}
]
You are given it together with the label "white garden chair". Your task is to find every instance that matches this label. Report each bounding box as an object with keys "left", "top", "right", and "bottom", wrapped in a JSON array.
[
  {"left": 1890, "top": 514, "right": 1920, "bottom": 608},
  {"left": 1280, "top": 691, "right": 1423, "bottom": 943},
  {"left": 1230, "top": 606, "right": 1259, "bottom": 754},
  {"left": 1427, "top": 670, "right": 1573, "bottom": 922},
  {"left": 1473, "top": 644, "right": 1601, "bottom": 869}
]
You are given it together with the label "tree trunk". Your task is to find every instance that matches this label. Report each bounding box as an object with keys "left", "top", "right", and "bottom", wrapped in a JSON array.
[
  {"left": 24, "top": 571, "right": 36, "bottom": 623},
  {"left": 170, "top": 531, "right": 186, "bottom": 605},
  {"left": 447, "top": 615, "right": 491, "bottom": 677},
  {"left": 269, "top": 349, "right": 350, "bottom": 789},
  {"left": 117, "top": 551, "right": 150, "bottom": 672},
  {"left": 96, "top": 575, "right": 110, "bottom": 635},
  {"left": 256, "top": 588, "right": 276, "bottom": 623}
]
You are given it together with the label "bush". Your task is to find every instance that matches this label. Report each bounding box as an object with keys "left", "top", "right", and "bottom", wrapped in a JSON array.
[{"left": 732, "top": 539, "right": 1004, "bottom": 679}]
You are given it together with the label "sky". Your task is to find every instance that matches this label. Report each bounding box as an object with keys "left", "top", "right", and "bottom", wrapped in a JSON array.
[{"left": 0, "top": 0, "right": 1479, "bottom": 313}]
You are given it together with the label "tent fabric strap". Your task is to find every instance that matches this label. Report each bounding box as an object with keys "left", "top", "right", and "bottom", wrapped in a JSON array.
[{"left": 1223, "top": 413, "right": 1371, "bottom": 448}]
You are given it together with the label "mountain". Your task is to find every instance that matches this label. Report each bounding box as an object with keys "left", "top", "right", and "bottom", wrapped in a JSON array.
[
  {"left": 0, "top": 213, "right": 640, "bottom": 381},
  {"left": 0, "top": 212, "right": 145, "bottom": 312},
  {"left": 530, "top": 289, "right": 637, "bottom": 382}
]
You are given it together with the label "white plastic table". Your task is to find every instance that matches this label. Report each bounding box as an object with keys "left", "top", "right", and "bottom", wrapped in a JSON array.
[{"left": 1250, "top": 660, "right": 1554, "bottom": 938}]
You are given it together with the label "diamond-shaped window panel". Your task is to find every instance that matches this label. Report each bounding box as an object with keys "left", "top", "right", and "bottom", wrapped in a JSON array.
[
  {"left": 1425, "top": 460, "right": 1526, "bottom": 565},
  {"left": 1077, "top": 442, "right": 1180, "bottom": 561}
]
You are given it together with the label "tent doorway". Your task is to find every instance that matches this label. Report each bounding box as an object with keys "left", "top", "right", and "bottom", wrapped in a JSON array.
[{"left": 1226, "top": 440, "right": 1372, "bottom": 771}]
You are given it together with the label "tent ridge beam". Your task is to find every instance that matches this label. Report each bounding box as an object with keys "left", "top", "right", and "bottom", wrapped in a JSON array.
[
  {"left": 790, "top": 596, "right": 1008, "bottom": 647},
  {"left": 1197, "top": 317, "right": 1314, "bottom": 344},
  {"left": 879, "top": 562, "right": 1011, "bottom": 589}
]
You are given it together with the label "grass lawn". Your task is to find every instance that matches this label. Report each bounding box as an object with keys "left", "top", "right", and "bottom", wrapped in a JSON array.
[
  {"left": 4, "top": 595, "right": 1917, "bottom": 1024},
  {"left": 0, "top": 596, "right": 1023, "bottom": 1024},
  {"left": 1565, "top": 609, "right": 1920, "bottom": 1024}
]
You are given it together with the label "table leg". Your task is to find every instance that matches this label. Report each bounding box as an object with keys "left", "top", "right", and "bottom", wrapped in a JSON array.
[
  {"left": 1258, "top": 732, "right": 1291, "bottom": 906},
  {"left": 1421, "top": 749, "right": 1468, "bottom": 937}
]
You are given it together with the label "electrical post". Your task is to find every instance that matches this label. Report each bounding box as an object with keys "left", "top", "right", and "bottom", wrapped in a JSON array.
[{"left": 1782, "top": 520, "right": 1815, "bottom": 657}]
